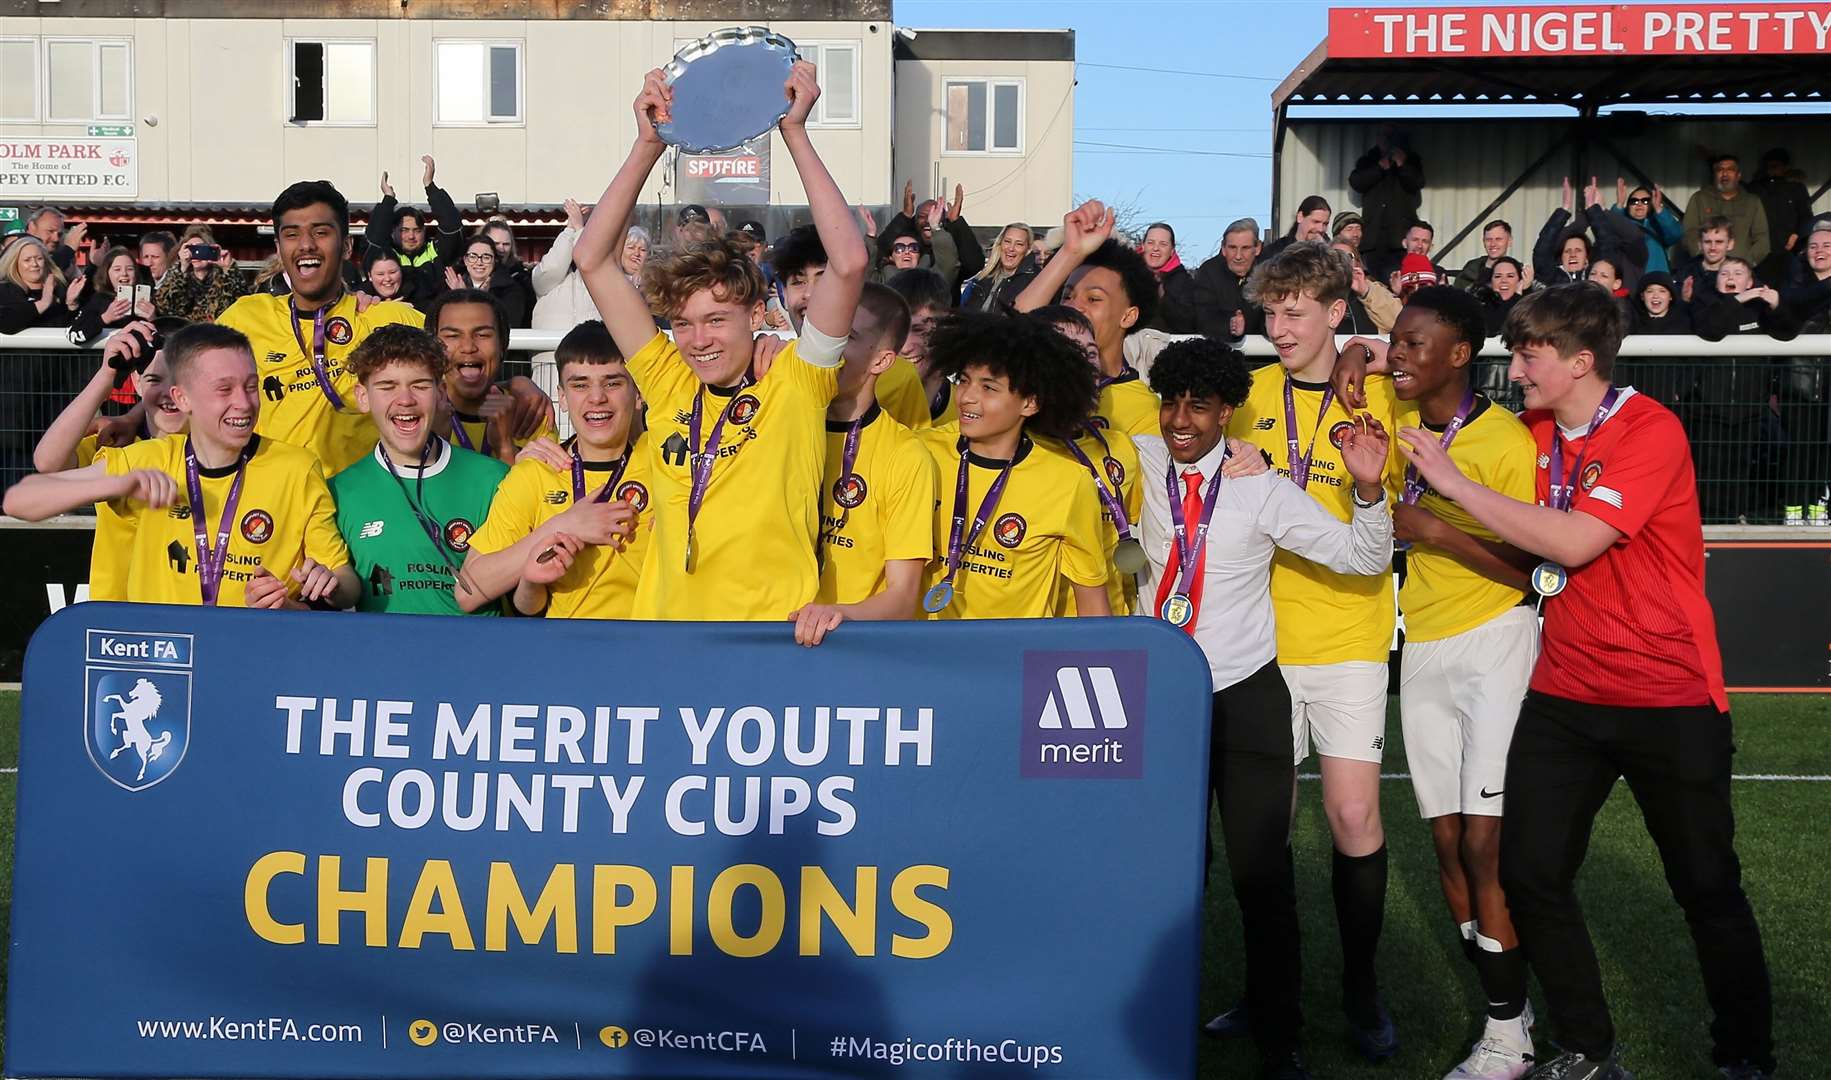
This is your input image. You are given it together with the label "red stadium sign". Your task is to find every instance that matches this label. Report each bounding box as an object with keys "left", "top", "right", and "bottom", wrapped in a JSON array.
[{"left": 1328, "top": 4, "right": 1831, "bottom": 58}]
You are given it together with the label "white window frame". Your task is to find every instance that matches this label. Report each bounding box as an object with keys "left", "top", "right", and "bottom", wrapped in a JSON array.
[
  {"left": 433, "top": 38, "right": 524, "bottom": 127},
  {"left": 796, "top": 40, "right": 861, "bottom": 129},
  {"left": 0, "top": 37, "right": 40, "bottom": 122},
  {"left": 942, "top": 77, "right": 1025, "bottom": 157},
  {"left": 42, "top": 36, "right": 134, "bottom": 124},
  {"left": 285, "top": 38, "right": 376, "bottom": 127}
]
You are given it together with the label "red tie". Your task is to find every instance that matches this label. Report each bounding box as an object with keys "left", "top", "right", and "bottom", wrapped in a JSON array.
[{"left": 1153, "top": 468, "right": 1208, "bottom": 634}]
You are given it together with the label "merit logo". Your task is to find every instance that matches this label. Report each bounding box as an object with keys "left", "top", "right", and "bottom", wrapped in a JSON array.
[
  {"left": 84, "top": 629, "right": 194, "bottom": 791},
  {"left": 1020, "top": 650, "right": 1147, "bottom": 779}
]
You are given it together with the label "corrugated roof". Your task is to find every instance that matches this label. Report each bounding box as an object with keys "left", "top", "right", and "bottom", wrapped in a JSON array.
[
  {"left": 1277, "top": 45, "right": 1831, "bottom": 108},
  {"left": 12, "top": 204, "right": 572, "bottom": 228}
]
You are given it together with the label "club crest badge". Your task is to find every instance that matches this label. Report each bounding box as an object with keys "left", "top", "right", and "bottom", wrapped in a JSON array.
[
  {"left": 239, "top": 509, "right": 274, "bottom": 544},
  {"left": 84, "top": 630, "right": 194, "bottom": 792}
]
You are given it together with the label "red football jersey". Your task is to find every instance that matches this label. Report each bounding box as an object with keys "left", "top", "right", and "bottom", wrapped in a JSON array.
[{"left": 1525, "top": 389, "right": 1727, "bottom": 712}]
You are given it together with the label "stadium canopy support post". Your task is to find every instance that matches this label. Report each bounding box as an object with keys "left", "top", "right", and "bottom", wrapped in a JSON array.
[{"left": 1436, "top": 131, "right": 1575, "bottom": 262}]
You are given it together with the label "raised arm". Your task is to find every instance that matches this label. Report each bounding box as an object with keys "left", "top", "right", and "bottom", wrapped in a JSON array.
[
  {"left": 782, "top": 61, "right": 867, "bottom": 340},
  {"left": 422, "top": 157, "right": 464, "bottom": 251},
  {"left": 1014, "top": 200, "right": 1113, "bottom": 313},
  {"left": 532, "top": 200, "right": 583, "bottom": 296},
  {"left": 365, "top": 171, "right": 399, "bottom": 255},
  {"left": 34, "top": 328, "right": 151, "bottom": 473},
  {"left": 575, "top": 73, "right": 671, "bottom": 359}
]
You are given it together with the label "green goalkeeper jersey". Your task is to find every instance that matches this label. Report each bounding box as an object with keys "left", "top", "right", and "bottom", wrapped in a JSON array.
[{"left": 330, "top": 440, "right": 509, "bottom": 615}]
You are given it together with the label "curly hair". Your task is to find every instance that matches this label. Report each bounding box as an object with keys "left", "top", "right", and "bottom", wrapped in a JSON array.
[
  {"left": 1080, "top": 239, "right": 1158, "bottom": 332},
  {"left": 766, "top": 224, "right": 826, "bottom": 281},
  {"left": 346, "top": 324, "right": 448, "bottom": 384},
  {"left": 927, "top": 311, "right": 1097, "bottom": 442},
  {"left": 1145, "top": 337, "right": 1252, "bottom": 408},
  {"left": 1400, "top": 284, "right": 1487, "bottom": 354},
  {"left": 647, "top": 237, "right": 768, "bottom": 317},
  {"left": 1245, "top": 240, "right": 1350, "bottom": 308}
]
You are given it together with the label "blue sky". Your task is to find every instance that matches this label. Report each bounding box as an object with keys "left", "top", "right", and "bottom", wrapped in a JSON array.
[
  {"left": 895, "top": 0, "right": 1329, "bottom": 259},
  {"left": 894, "top": 0, "right": 1830, "bottom": 261}
]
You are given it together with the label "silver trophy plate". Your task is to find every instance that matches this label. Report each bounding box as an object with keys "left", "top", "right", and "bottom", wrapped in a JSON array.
[{"left": 658, "top": 27, "right": 802, "bottom": 155}]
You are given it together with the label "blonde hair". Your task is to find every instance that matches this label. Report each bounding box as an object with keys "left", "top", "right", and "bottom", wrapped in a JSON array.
[
  {"left": 973, "top": 222, "right": 1034, "bottom": 283},
  {"left": 646, "top": 237, "right": 767, "bottom": 317},
  {"left": 0, "top": 235, "right": 65, "bottom": 292},
  {"left": 1245, "top": 240, "right": 1350, "bottom": 308}
]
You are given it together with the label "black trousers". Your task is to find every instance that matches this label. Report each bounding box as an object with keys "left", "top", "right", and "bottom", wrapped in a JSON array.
[
  {"left": 1499, "top": 691, "right": 1775, "bottom": 1071},
  {"left": 1208, "top": 659, "right": 1303, "bottom": 1055}
]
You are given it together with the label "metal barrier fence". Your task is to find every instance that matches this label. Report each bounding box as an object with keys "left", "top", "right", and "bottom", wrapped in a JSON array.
[{"left": 3, "top": 329, "right": 1829, "bottom": 525}]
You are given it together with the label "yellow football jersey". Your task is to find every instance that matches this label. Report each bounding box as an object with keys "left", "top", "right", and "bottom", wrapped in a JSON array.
[
  {"left": 468, "top": 440, "right": 656, "bottom": 620},
  {"left": 1227, "top": 370, "right": 1399, "bottom": 665},
  {"left": 98, "top": 434, "right": 348, "bottom": 607},
  {"left": 1042, "top": 428, "right": 1143, "bottom": 616},
  {"left": 216, "top": 292, "right": 424, "bottom": 475},
  {"left": 816, "top": 406, "right": 938, "bottom": 607},
  {"left": 447, "top": 410, "right": 556, "bottom": 460},
  {"left": 625, "top": 331, "right": 838, "bottom": 620},
  {"left": 86, "top": 433, "right": 133, "bottom": 601},
  {"left": 918, "top": 432, "right": 1107, "bottom": 620},
  {"left": 875, "top": 357, "right": 933, "bottom": 431},
  {"left": 1095, "top": 368, "right": 1161, "bottom": 439},
  {"left": 1387, "top": 398, "right": 1536, "bottom": 642}
]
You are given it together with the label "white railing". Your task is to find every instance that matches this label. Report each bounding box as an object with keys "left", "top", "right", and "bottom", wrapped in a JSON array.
[{"left": 3, "top": 327, "right": 1831, "bottom": 356}]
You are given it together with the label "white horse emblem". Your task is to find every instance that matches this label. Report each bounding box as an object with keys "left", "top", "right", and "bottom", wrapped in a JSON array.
[{"left": 103, "top": 678, "right": 173, "bottom": 782}]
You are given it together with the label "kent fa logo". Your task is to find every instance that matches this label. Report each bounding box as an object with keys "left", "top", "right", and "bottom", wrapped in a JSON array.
[
  {"left": 1020, "top": 650, "right": 1147, "bottom": 779},
  {"left": 84, "top": 630, "right": 194, "bottom": 792}
]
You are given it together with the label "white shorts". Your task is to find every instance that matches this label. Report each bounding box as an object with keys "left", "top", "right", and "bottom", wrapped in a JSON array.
[
  {"left": 1399, "top": 605, "right": 1541, "bottom": 819},
  {"left": 1280, "top": 661, "right": 1390, "bottom": 766}
]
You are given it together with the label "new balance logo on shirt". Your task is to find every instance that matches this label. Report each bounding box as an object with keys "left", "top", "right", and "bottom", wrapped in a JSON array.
[{"left": 357, "top": 520, "right": 385, "bottom": 539}]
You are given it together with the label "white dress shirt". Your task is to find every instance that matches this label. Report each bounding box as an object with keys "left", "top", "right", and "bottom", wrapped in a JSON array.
[{"left": 1131, "top": 434, "right": 1394, "bottom": 691}]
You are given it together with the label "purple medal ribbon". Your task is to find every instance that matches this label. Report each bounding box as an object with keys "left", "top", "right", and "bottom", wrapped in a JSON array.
[
  {"left": 939, "top": 443, "right": 1017, "bottom": 588},
  {"left": 1062, "top": 427, "right": 1134, "bottom": 542},
  {"left": 183, "top": 438, "right": 249, "bottom": 606},
  {"left": 380, "top": 438, "right": 460, "bottom": 570},
  {"left": 1163, "top": 457, "right": 1226, "bottom": 599},
  {"left": 570, "top": 440, "right": 631, "bottom": 505},
  {"left": 288, "top": 295, "right": 347, "bottom": 410},
  {"left": 1547, "top": 386, "right": 1621, "bottom": 511},
  {"left": 684, "top": 373, "right": 753, "bottom": 568},
  {"left": 449, "top": 411, "right": 491, "bottom": 458},
  {"left": 817, "top": 417, "right": 867, "bottom": 571},
  {"left": 1401, "top": 389, "right": 1477, "bottom": 506},
  {"left": 1282, "top": 379, "right": 1337, "bottom": 488},
  {"left": 1096, "top": 364, "right": 1138, "bottom": 390},
  {"left": 827, "top": 417, "right": 865, "bottom": 526}
]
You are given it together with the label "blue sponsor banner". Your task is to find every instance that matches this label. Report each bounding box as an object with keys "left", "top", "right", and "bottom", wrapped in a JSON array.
[{"left": 7, "top": 605, "right": 1214, "bottom": 1078}]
